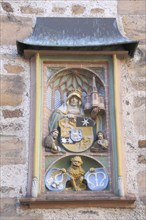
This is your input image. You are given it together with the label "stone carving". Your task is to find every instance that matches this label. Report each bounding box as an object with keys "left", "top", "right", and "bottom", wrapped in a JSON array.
[
  {"left": 67, "top": 156, "right": 86, "bottom": 191},
  {"left": 45, "top": 156, "right": 86, "bottom": 191},
  {"left": 49, "top": 88, "right": 100, "bottom": 132},
  {"left": 84, "top": 76, "right": 105, "bottom": 113},
  {"left": 45, "top": 156, "right": 109, "bottom": 192},
  {"left": 47, "top": 88, "right": 101, "bottom": 152},
  {"left": 44, "top": 129, "right": 65, "bottom": 154},
  {"left": 84, "top": 167, "right": 109, "bottom": 191},
  {"left": 44, "top": 71, "right": 109, "bottom": 192},
  {"left": 45, "top": 168, "right": 70, "bottom": 192},
  {"left": 90, "top": 131, "right": 108, "bottom": 152},
  {"left": 48, "top": 89, "right": 84, "bottom": 132},
  {"left": 31, "top": 176, "right": 38, "bottom": 197},
  {"left": 59, "top": 116, "right": 95, "bottom": 152}
]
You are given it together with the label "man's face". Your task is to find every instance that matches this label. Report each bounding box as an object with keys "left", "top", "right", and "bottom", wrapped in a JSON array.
[
  {"left": 52, "top": 131, "right": 58, "bottom": 139},
  {"left": 98, "top": 132, "right": 103, "bottom": 140},
  {"left": 70, "top": 95, "right": 79, "bottom": 106}
]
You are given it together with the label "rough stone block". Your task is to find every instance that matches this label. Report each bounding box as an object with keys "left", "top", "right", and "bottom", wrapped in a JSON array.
[
  {"left": 20, "top": 6, "right": 44, "bottom": 14},
  {"left": 2, "top": 109, "right": 23, "bottom": 118},
  {"left": 133, "top": 96, "right": 146, "bottom": 108},
  {"left": 0, "top": 198, "right": 16, "bottom": 215},
  {"left": 0, "top": 75, "right": 24, "bottom": 106},
  {"left": 122, "top": 15, "right": 146, "bottom": 43},
  {"left": 0, "top": 123, "right": 23, "bottom": 135},
  {"left": 138, "top": 155, "right": 146, "bottom": 164},
  {"left": 1, "top": 2, "right": 13, "bottom": 12},
  {"left": 4, "top": 64, "right": 24, "bottom": 74},
  {"left": 52, "top": 7, "right": 66, "bottom": 14},
  {"left": 0, "top": 186, "right": 15, "bottom": 195},
  {"left": 0, "top": 136, "right": 26, "bottom": 165},
  {"left": 118, "top": 0, "right": 145, "bottom": 15},
  {"left": 131, "top": 80, "right": 146, "bottom": 91},
  {"left": 135, "top": 45, "right": 146, "bottom": 64},
  {"left": 129, "top": 45, "right": 146, "bottom": 77},
  {"left": 72, "top": 5, "right": 85, "bottom": 15},
  {"left": 0, "top": 215, "right": 44, "bottom": 220},
  {"left": 129, "top": 65, "right": 145, "bottom": 79},
  {"left": 137, "top": 171, "right": 146, "bottom": 204},
  {"left": 90, "top": 8, "right": 104, "bottom": 14},
  {"left": 0, "top": 15, "right": 32, "bottom": 45},
  {"left": 133, "top": 109, "right": 146, "bottom": 136},
  {"left": 138, "top": 140, "right": 146, "bottom": 148}
]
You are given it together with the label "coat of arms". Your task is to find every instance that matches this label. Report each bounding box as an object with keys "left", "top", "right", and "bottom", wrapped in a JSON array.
[{"left": 59, "top": 116, "right": 95, "bottom": 152}]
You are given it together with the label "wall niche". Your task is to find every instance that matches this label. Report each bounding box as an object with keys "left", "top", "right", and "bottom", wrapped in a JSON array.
[{"left": 17, "top": 17, "right": 138, "bottom": 208}]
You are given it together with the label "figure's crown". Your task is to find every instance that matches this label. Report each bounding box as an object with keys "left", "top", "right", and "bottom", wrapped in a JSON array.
[{"left": 67, "top": 89, "right": 82, "bottom": 100}]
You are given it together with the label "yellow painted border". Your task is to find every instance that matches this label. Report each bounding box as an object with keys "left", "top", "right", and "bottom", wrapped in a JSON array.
[
  {"left": 34, "top": 53, "right": 41, "bottom": 180},
  {"left": 113, "top": 54, "right": 122, "bottom": 177}
]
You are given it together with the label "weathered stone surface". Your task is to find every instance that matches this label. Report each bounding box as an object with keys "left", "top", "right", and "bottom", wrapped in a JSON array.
[
  {"left": 0, "top": 136, "right": 26, "bottom": 165},
  {"left": 0, "top": 215, "right": 44, "bottom": 220},
  {"left": 0, "top": 75, "right": 24, "bottom": 106},
  {"left": 0, "top": 123, "right": 23, "bottom": 135},
  {"left": 122, "top": 15, "right": 146, "bottom": 43},
  {"left": 129, "top": 45, "right": 146, "bottom": 77},
  {"left": 90, "top": 8, "right": 104, "bottom": 14},
  {"left": 0, "top": 198, "right": 16, "bottom": 215},
  {"left": 133, "top": 96, "right": 146, "bottom": 108},
  {"left": 138, "top": 155, "right": 146, "bottom": 164},
  {"left": 135, "top": 66, "right": 146, "bottom": 78},
  {"left": 134, "top": 45, "right": 146, "bottom": 65},
  {"left": 52, "top": 7, "right": 65, "bottom": 14},
  {"left": 118, "top": 0, "right": 145, "bottom": 15},
  {"left": 0, "top": 197, "right": 43, "bottom": 219},
  {"left": 0, "top": 97, "right": 22, "bottom": 108},
  {"left": 131, "top": 80, "right": 146, "bottom": 91},
  {"left": 0, "top": 15, "right": 32, "bottom": 45},
  {"left": 133, "top": 109, "right": 146, "bottom": 136},
  {"left": 21, "top": 6, "right": 44, "bottom": 14},
  {"left": 2, "top": 109, "right": 23, "bottom": 118},
  {"left": 4, "top": 64, "right": 24, "bottom": 74},
  {"left": 137, "top": 171, "right": 146, "bottom": 204},
  {"left": 138, "top": 140, "right": 146, "bottom": 148},
  {"left": 0, "top": 186, "right": 15, "bottom": 194},
  {"left": 72, "top": 5, "right": 85, "bottom": 15},
  {"left": 129, "top": 64, "right": 146, "bottom": 78},
  {"left": 1, "top": 2, "right": 13, "bottom": 12}
]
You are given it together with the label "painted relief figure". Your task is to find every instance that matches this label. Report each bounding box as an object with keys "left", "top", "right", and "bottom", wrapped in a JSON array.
[
  {"left": 45, "top": 156, "right": 109, "bottom": 192},
  {"left": 48, "top": 89, "right": 99, "bottom": 132},
  {"left": 44, "top": 129, "right": 65, "bottom": 154},
  {"left": 45, "top": 69, "right": 106, "bottom": 153},
  {"left": 67, "top": 156, "right": 86, "bottom": 191},
  {"left": 48, "top": 89, "right": 84, "bottom": 132},
  {"left": 48, "top": 89, "right": 100, "bottom": 152},
  {"left": 90, "top": 131, "right": 108, "bottom": 152},
  {"left": 44, "top": 68, "right": 109, "bottom": 192}
]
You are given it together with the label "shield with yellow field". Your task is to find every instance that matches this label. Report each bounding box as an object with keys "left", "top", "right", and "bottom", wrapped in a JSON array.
[{"left": 59, "top": 116, "right": 95, "bottom": 152}]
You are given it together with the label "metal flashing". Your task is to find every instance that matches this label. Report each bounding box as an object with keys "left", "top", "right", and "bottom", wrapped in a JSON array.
[{"left": 17, "top": 17, "right": 139, "bottom": 57}]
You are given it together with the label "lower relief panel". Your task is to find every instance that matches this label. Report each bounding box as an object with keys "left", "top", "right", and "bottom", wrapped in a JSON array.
[{"left": 44, "top": 155, "right": 109, "bottom": 192}]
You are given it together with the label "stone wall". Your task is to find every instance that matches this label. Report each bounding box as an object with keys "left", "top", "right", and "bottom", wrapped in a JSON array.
[
  {"left": 117, "top": 0, "right": 146, "bottom": 207},
  {"left": 0, "top": 1, "right": 145, "bottom": 219}
]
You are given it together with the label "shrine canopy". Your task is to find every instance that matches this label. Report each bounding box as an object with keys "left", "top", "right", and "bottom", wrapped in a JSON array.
[{"left": 17, "top": 17, "right": 139, "bottom": 57}]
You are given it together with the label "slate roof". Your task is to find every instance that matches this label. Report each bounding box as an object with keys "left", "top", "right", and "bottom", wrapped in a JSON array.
[{"left": 17, "top": 17, "right": 139, "bottom": 57}]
